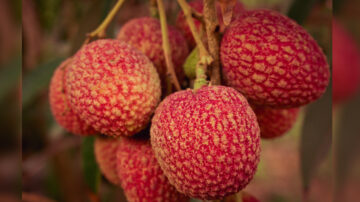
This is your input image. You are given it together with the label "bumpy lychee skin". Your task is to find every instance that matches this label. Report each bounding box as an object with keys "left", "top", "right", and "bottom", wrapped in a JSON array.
[
  {"left": 117, "top": 17, "right": 189, "bottom": 87},
  {"left": 66, "top": 39, "right": 161, "bottom": 137},
  {"left": 150, "top": 86, "right": 260, "bottom": 200},
  {"left": 94, "top": 137, "right": 120, "bottom": 185},
  {"left": 116, "top": 137, "right": 188, "bottom": 202},
  {"left": 253, "top": 106, "right": 300, "bottom": 139},
  {"left": 176, "top": 0, "right": 245, "bottom": 48},
  {"left": 332, "top": 19, "right": 360, "bottom": 104},
  {"left": 49, "top": 60, "right": 96, "bottom": 135},
  {"left": 221, "top": 9, "right": 330, "bottom": 108}
]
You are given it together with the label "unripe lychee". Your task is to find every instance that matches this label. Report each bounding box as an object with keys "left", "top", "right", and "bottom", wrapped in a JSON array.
[
  {"left": 332, "top": 19, "right": 360, "bottom": 104},
  {"left": 117, "top": 17, "right": 189, "bottom": 88},
  {"left": 176, "top": 0, "right": 245, "bottom": 49},
  {"left": 94, "top": 136, "right": 120, "bottom": 185},
  {"left": 116, "top": 136, "right": 188, "bottom": 202},
  {"left": 66, "top": 39, "right": 161, "bottom": 137},
  {"left": 221, "top": 9, "right": 330, "bottom": 108},
  {"left": 253, "top": 106, "right": 300, "bottom": 139},
  {"left": 150, "top": 86, "right": 260, "bottom": 199},
  {"left": 49, "top": 59, "right": 96, "bottom": 135}
]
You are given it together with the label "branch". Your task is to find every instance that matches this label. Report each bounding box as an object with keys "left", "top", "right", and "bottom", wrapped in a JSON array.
[
  {"left": 157, "top": 0, "right": 182, "bottom": 91},
  {"left": 177, "top": 0, "right": 213, "bottom": 90},
  {"left": 204, "top": 0, "right": 221, "bottom": 85},
  {"left": 83, "top": 0, "right": 126, "bottom": 45},
  {"left": 149, "top": 0, "right": 159, "bottom": 18}
]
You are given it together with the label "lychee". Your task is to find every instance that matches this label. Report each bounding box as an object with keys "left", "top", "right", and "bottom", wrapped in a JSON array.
[
  {"left": 117, "top": 17, "right": 189, "bottom": 88},
  {"left": 66, "top": 39, "right": 161, "bottom": 137},
  {"left": 220, "top": 9, "right": 330, "bottom": 108},
  {"left": 253, "top": 106, "right": 300, "bottom": 139},
  {"left": 49, "top": 59, "right": 96, "bottom": 135},
  {"left": 116, "top": 136, "right": 188, "bottom": 202},
  {"left": 176, "top": 0, "right": 245, "bottom": 49},
  {"left": 94, "top": 136, "right": 121, "bottom": 185},
  {"left": 242, "top": 191, "right": 260, "bottom": 202},
  {"left": 332, "top": 19, "right": 360, "bottom": 104},
  {"left": 150, "top": 86, "right": 260, "bottom": 199}
]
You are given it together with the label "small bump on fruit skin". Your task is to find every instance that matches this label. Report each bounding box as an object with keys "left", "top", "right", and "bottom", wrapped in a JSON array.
[
  {"left": 150, "top": 86, "right": 260, "bottom": 200},
  {"left": 332, "top": 19, "right": 360, "bottom": 104},
  {"left": 49, "top": 60, "right": 96, "bottom": 135},
  {"left": 66, "top": 39, "right": 161, "bottom": 137},
  {"left": 117, "top": 17, "right": 189, "bottom": 88},
  {"left": 253, "top": 106, "right": 300, "bottom": 139},
  {"left": 94, "top": 136, "right": 121, "bottom": 185},
  {"left": 175, "top": 0, "right": 245, "bottom": 49},
  {"left": 221, "top": 9, "right": 330, "bottom": 108},
  {"left": 116, "top": 136, "right": 189, "bottom": 202}
]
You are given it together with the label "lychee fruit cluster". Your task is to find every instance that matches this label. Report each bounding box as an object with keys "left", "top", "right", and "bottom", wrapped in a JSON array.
[
  {"left": 176, "top": 0, "right": 245, "bottom": 48},
  {"left": 332, "top": 19, "right": 360, "bottom": 104},
  {"left": 94, "top": 136, "right": 121, "bottom": 185},
  {"left": 66, "top": 39, "right": 161, "bottom": 137},
  {"left": 221, "top": 9, "right": 330, "bottom": 108},
  {"left": 253, "top": 106, "right": 300, "bottom": 139},
  {"left": 49, "top": 59, "right": 96, "bottom": 135},
  {"left": 116, "top": 136, "right": 189, "bottom": 202},
  {"left": 150, "top": 86, "right": 260, "bottom": 199},
  {"left": 117, "top": 17, "right": 189, "bottom": 88}
]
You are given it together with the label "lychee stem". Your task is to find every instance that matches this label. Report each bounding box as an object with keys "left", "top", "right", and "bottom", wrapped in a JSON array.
[
  {"left": 149, "top": 0, "right": 159, "bottom": 18},
  {"left": 84, "top": 0, "right": 125, "bottom": 44},
  {"left": 157, "top": 0, "right": 182, "bottom": 91},
  {"left": 203, "top": 0, "right": 221, "bottom": 85}
]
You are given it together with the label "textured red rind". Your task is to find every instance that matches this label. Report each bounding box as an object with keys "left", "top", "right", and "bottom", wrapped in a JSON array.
[
  {"left": 49, "top": 61, "right": 96, "bottom": 135},
  {"left": 332, "top": 19, "right": 360, "bottom": 104},
  {"left": 66, "top": 39, "right": 161, "bottom": 137},
  {"left": 117, "top": 17, "right": 189, "bottom": 88},
  {"left": 94, "top": 136, "right": 121, "bottom": 185},
  {"left": 116, "top": 137, "right": 188, "bottom": 202},
  {"left": 150, "top": 86, "right": 260, "bottom": 200},
  {"left": 253, "top": 106, "right": 300, "bottom": 139},
  {"left": 221, "top": 9, "right": 330, "bottom": 108},
  {"left": 175, "top": 0, "right": 245, "bottom": 49}
]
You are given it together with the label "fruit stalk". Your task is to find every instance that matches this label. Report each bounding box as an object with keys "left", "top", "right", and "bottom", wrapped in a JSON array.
[
  {"left": 204, "top": 0, "right": 221, "bottom": 85},
  {"left": 177, "top": 0, "right": 213, "bottom": 90},
  {"left": 157, "top": 0, "right": 182, "bottom": 91},
  {"left": 149, "top": 0, "right": 159, "bottom": 18},
  {"left": 84, "top": 0, "right": 125, "bottom": 44}
]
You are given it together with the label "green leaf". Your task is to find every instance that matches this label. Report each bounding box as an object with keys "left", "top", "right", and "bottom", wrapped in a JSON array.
[
  {"left": 82, "top": 136, "right": 101, "bottom": 193},
  {"left": 22, "top": 58, "right": 64, "bottom": 108},
  {"left": 287, "top": 0, "right": 317, "bottom": 25},
  {"left": 0, "top": 56, "right": 21, "bottom": 102},
  {"left": 183, "top": 47, "right": 199, "bottom": 79},
  {"left": 333, "top": 92, "right": 360, "bottom": 200},
  {"left": 300, "top": 85, "right": 332, "bottom": 193}
]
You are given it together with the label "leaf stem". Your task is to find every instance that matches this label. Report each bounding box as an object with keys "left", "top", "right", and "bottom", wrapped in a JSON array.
[
  {"left": 204, "top": 0, "right": 221, "bottom": 85},
  {"left": 157, "top": 0, "right": 182, "bottom": 91}
]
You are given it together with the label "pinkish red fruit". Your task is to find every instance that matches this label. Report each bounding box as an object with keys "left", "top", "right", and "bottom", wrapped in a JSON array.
[
  {"left": 116, "top": 137, "right": 188, "bottom": 202},
  {"left": 242, "top": 191, "right": 260, "bottom": 202},
  {"left": 176, "top": 0, "right": 245, "bottom": 49},
  {"left": 253, "top": 106, "right": 300, "bottom": 139},
  {"left": 49, "top": 59, "right": 96, "bottom": 135},
  {"left": 221, "top": 9, "right": 330, "bottom": 108},
  {"left": 66, "top": 39, "right": 161, "bottom": 137},
  {"left": 117, "top": 17, "right": 189, "bottom": 88},
  {"left": 150, "top": 86, "right": 260, "bottom": 200},
  {"left": 332, "top": 19, "right": 360, "bottom": 104},
  {"left": 94, "top": 136, "right": 120, "bottom": 185}
]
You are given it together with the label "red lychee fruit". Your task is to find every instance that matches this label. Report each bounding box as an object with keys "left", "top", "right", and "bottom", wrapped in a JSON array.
[
  {"left": 242, "top": 191, "right": 260, "bottom": 202},
  {"left": 150, "top": 86, "right": 260, "bottom": 200},
  {"left": 117, "top": 17, "right": 189, "bottom": 88},
  {"left": 253, "top": 106, "right": 300, "bottom": 139},
  {"left": 176, "top": 0, "right": 245, "bottom": 49},
  {"left": 220, "top": 9, "right": 330, "bottom": 108},
  {"left": 49, "top": 59, "right": 96, "bottom": 135},
  {"left": 66, "top": 39, "right": 161, "bottom": 137},
  {"left": 94, "top": 136, "right": 120, "bottom": 185},
  {"left": 116, "top": 136, "right": 188, "bottom": 202},
  {"left": 332, "top": 19, "right": 360, "bottom": 104}
]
